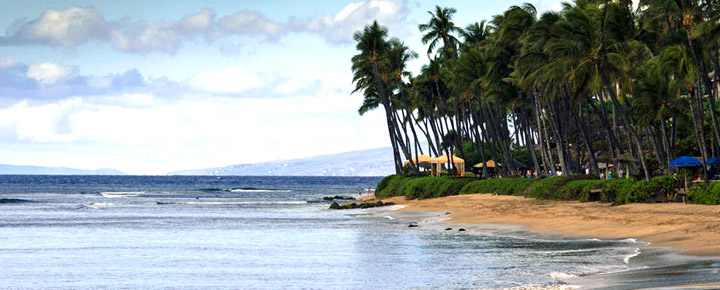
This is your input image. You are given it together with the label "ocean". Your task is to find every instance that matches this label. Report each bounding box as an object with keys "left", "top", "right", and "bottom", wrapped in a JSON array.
[{"left": 1, "top": 175, "right": 719, "bottom": 289}]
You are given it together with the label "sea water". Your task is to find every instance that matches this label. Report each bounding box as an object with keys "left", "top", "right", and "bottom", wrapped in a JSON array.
[{"left": 1, "top": 175, "right": 718, "bottom": 289}]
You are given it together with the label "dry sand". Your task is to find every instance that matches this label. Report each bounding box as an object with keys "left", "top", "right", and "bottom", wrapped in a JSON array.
[{"left": 369, "top": 193, "right": 720, "bottom": 256}]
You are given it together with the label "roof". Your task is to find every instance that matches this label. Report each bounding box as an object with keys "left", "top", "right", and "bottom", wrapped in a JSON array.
[
  {"left": 435, "top": 154, "right": 464, "bottom": 164},
  {"left": 403, "top": 154, "right": 437, "bottom": 164}
]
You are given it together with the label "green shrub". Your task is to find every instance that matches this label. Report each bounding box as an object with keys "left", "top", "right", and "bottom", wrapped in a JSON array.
[
  {"left": 375, "top": 175, "right": 408, "bottom": 198},
  {"left": 557, "top": 180, "right": 604, "bottom": 201},
  {"left": 463, "top": 172, "right": 476, "bottom": 178},
  {"left": 378, "top": 176, "right": 472, "bottom": 199},
  {"left": 460, "top": 178, "right": 535, "bottom": 196},
  {"left": 436, "top": 178, "right": 474, "bottom": 198},
  {"left": 527, "top": 177, "right": 566, "bottom": 200},
  {"left": 600, "top": 178, "right": 636, "bottom": 203},
  {"left": 687, "top": 182, "right": 720, "bottom": 205},
  {"left": 614, "top": 175, "right": 680, "bottom": 205}
]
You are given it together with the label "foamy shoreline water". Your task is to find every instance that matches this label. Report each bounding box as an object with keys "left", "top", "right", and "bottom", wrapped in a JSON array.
[{"left": 367, "top": 202, "right": 720, "bottom": 289}]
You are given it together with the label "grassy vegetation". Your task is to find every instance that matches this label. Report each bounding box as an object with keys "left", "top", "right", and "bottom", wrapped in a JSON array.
[
  {"left": 375, "top": 174, "right": 718, "bottom": 205},
  {"left": 687, "top": 182, "right": 720, "bottom": 205}
]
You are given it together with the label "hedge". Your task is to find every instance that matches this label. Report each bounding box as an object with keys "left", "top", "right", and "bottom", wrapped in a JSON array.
[
  {"left": 687, "top": 182, "right": 720, "bottom": 205},
  {"left": 459, "top": 178, "right": 535, "bottom": 196},
  {"left": 375, "top": 174, "right": 716, "bottom": 205}
]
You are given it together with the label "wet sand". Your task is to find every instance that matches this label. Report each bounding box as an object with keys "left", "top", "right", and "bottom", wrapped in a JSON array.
[{"left": 370, "top": 193, "right": 720, "bottom": 257}]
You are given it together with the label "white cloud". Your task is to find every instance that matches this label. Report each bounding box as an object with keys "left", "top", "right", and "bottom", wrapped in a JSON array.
[
  {"left": 0, "top": 92, "right": 388, "bottom": 174},
  {"left": 26, "top": 62, "right": 76, "bottom": 85},
  {"left": 0, "top": 98, "right": 84, "bottom": 143},
  {"left": 189, "top": 66, "right": 265, "bottom": 94},
  {"left": 1, "top": 1, "right": 411, "bottom": 52},
  {"left": 216, "top": 10, "right": 286, "bottom": 40},
  {"left": 535, "top": 0, "right": 564, "bottom": 13},
  {"left": 177, "top": 8, "right": 216, "bottom": 35},
  {"left": 0, "top": 57, "right": 16, "bottom": 68},
  {"left": 4, "top": 6, "right": 107, "bottom": 47},
  {"left": 289, "top": 0, "right": 412, "bottom": 44},
  {"left": 109, "top": 20, "right": 184, "bottom": 54}
]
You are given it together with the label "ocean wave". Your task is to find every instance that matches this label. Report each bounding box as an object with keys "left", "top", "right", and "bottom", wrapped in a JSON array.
[
  {"left": 229, "top": 188, "right": 291, "bottom": 193},
  {"left": 536, "top": 248, "right": 601, "bottom": 255},
  {"left": 549, "top": 272, "right": 578, "bottom": 280},
  {"left": 0, "top": 198, "right": 34, "bottom": 204},
  {"left": 100, "top": 191, "right": 144, "bottom": 198},
  {"left": 198, "top": 187, "right": 292, "bottom": 193},
  {"left": 165, "top": 201, "right": 305, "bottom": 205},
  {"left": 83, "top": 200, "right": 306, "bottom": 208},
  {"left": 480, "top": 284, "right": 581, "bottom": 290},
  {"left": 624, "top": 248, "right": 642, "bottom": 264}
]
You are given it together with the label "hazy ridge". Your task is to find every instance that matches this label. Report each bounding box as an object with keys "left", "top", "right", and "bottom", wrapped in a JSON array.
[
  {"left": 0, "top": 164, "right": 125, "bottom": 175},
  {"left": 169, "top": 146, "right": 394, "bottom": 176}
]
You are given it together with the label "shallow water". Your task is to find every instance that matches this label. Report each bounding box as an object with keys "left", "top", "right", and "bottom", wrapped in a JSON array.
[{"left": 0, "top": 175, "right": 718, "bottom": 289}]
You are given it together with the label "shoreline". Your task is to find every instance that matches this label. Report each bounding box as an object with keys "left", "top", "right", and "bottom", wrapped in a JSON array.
[
  {"left": 361, "top": 193, "right": 720, "bottom": 257},
  {"left": 361, "top": 193, "right": 720, "bottom": 288}
]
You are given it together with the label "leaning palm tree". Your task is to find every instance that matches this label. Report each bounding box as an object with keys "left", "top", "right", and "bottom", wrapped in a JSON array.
[
  {"left": 352, "top": 21, "right": 419, "bottom": 175},
  {"left": 547, "top": 2, "right": 652, "bottom": 181}
]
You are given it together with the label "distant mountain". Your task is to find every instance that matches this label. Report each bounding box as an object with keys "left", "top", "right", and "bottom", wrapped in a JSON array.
[
  {"left": 0, "top": 164, "right": 125, "bottom": 175},
  {"left": 169, "top": 146, "right": 396, "bottom": 176}
]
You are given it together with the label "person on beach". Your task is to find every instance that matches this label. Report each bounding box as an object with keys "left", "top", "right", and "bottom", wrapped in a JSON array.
[
  {"left": 367, "top": 186, "right": 372, "bottom": 194},
  {"left": 358, "top": 187, "right": 362, "bottom": 196}
]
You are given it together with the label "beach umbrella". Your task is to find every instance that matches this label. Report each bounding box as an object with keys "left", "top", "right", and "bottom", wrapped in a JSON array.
[
  {"left": 669, "top": 156, "right": 702, "bottom": 189},
  {"left": 706, "top": 157, "right": 720, "bottom": 165},
  {"left": 669, "top": 156, "right": 702, "bottom": 167},
  {"left": 474, "top": 160, "right": 500, "bottom": 168}
]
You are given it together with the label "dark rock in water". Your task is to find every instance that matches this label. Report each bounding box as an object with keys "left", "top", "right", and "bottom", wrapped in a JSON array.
[
  {"left": 445, "top": 212, "right": 451, "bottom": 215},
  {"left": 408, "top": 224, "right": 419, "bottom": 228},
  {"left": 0, "top": 198, "right": 33, "bottom": 204},
  {"left": 458, "top": 228, "right": 466, "bottom": 232},
  {"left": 445, "top": 228, "right": 453, "bottom": 231},
  {"left": 323, "top": 195, "right": 356, "bottom": 201},
  {"left": 384, "top": 202, "right": 395, "bottom": 206},
  {"left": 329, "top": 200, "right": 394, "bottom": 210}
]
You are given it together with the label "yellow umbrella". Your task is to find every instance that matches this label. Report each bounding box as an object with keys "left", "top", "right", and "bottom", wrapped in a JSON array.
[{"left": 474, "top": 160, "right": 501, "bottom": 168}]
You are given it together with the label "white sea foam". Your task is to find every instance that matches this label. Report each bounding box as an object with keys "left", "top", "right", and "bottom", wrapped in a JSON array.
[
  {"left": 480, "top": 284, "right": 581, "bottom": 290},
  {"left": 537, "top": 248, "right": 599, "bottom": 255},
  {"left": 85, "top": 201, "right": 306, "bottom": 207},
  {"left": 549, "top": 271, "right": 578, "bottom": 280},
  {"left": 624, "top": 248, "right": 642, "bottom": 264},
  {"left": 100, "top": 191, "right": 144, "bottom": 198},
  {"left": 229, "top": 189, "right": 291, "bottom": 193},
  {"left": 170, "top": 201, "right": 305, "bottom": 205}
]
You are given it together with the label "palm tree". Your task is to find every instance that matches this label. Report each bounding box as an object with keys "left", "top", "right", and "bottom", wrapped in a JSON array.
[
  {"left": 418, "top": 5, "right": 463, "bottom": 59},
  {"left": 352, "top": 21, "right": 419, "bottom": 175}
]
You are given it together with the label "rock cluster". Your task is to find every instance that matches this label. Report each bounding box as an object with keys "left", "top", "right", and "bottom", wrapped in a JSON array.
[{"left": 329, "top": 200, "right": 395, "bottom": 210}]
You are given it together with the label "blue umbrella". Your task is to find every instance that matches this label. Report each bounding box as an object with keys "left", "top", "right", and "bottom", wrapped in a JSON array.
[
  {"left": 669, "top": 156, "right": 702, "bottom": 167},
  {"left": 707, "top": 157, "right": 720, "bottom": 165}
]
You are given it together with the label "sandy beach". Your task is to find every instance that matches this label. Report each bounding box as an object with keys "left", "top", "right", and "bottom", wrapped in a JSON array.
[{"left": 366, "top": 193, "right": 720, "bottom": 257}]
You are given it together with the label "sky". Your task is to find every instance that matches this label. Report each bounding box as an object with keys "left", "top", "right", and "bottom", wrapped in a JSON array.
[{"left": 0, "top": 0, "right": 563, "bottom": 174}]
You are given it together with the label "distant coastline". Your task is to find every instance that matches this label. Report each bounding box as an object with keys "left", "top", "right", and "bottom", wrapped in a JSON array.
[{"left": 0, "top": 164, "right": 125, "bottom": 175}]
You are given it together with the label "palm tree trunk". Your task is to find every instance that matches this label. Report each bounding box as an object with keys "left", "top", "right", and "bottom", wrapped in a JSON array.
[
  {"left": 571, "top": 100, "right": 600, "bottom": 175},
  {"left": 601, "top": 75, "right": 651, "bottom": 182}
]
